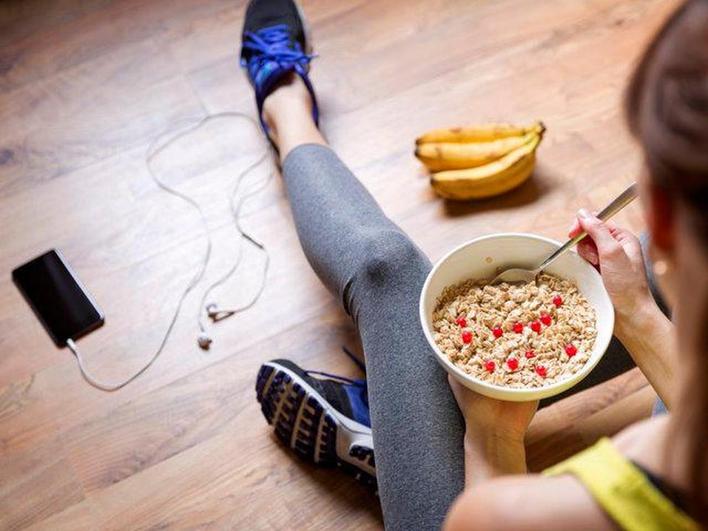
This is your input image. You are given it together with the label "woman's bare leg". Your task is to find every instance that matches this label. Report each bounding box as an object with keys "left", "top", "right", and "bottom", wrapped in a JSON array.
[{"left": 263, "top": 74, "right": 326, "bottom": 160}]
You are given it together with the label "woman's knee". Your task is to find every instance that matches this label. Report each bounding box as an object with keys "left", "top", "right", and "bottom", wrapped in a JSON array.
[{"left": 358, "top": 229, "right": 430, "bottom": 287}]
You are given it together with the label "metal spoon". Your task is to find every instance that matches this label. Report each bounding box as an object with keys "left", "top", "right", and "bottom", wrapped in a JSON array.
[{"left": 490, "top": 182, "right": 638, "bottom": 285}]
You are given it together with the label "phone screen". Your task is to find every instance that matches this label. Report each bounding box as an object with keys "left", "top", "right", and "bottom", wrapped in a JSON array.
[{"left": 12, "top": 250, "right": 104, "bottom": 347}]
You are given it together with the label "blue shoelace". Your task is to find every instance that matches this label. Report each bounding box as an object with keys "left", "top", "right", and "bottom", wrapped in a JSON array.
[
  {"left": 242, "top": 24, "right": 315, "bottom": 75},
  {"left": 306, "top": 369, "right": 370, "bottom": 426}
]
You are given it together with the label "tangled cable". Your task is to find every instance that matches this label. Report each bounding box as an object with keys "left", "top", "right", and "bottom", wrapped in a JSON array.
[{"left": 67, "top": 112, "right": 274, "bottom": 391}]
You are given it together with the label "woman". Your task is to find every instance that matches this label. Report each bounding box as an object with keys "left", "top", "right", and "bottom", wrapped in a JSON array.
[
  {"left": 446, "top": 1, "right": 707, "bottom": 528},
  {"left": 242, "top": 0, "right": 706, "bottom": 528}
]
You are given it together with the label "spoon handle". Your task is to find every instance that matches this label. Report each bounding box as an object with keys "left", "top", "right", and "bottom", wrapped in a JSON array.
[{"left": 537, "top": 182, "right": 638, "bottom": 272}]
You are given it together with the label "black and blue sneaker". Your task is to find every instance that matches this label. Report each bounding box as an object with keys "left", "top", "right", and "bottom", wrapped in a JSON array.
[
  {"left": 240, "top": 0, "right": 319, "bottom": 134},
  {"left": 256, "top": 359, "right": 376, "bottom": 487}
]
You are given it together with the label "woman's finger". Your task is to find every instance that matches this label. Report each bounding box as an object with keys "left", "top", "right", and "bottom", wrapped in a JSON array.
[
  {"left": 569, "top": 210, "right": 605, "bottom": 238},
  {"left": 613, "top": 228, "right": 644, "bottom": 262},
  {"left": 577, "top": 209, "right": 622, "bottom": 256},
  {"left": 568, "top": 218, "right": 581, "bottom": 238},
  {"left": 577, "top": 238, "right": 599, "bottom": 265},
  {"left": 572, "top": 220, "right": 617, "bottom": 240},
  {"left": 613, "top": 226, "right": 639, "bottom": 243}
]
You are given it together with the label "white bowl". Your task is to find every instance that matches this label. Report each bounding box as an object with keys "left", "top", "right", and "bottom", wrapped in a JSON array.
[{"left": 419, "top": 233, "right": 614, "bottom": 402}]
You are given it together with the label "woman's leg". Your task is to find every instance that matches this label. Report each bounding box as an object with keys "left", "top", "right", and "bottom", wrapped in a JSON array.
[
  {"left": 243, "top": 2, "right": 648, "bottom": 527},
  {"left": 265, "top": 77, "right": 466, "bottom": 530},
  {"left": 263, "top": 74, "right": 650, "bottom": 526}
]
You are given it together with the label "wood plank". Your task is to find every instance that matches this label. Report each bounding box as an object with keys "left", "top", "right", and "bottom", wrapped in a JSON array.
[
  {"left": 84, "top": 420, "right": 380, "bottom": 530},
  {"left": 25, "top": 501, "right": 97, "bottom": 531},
  {"left": 61, "top": 306, "right": 360, "bottom": 494},
  {"left": 0, "top": 432, "right": 85, "bottom": 529}
]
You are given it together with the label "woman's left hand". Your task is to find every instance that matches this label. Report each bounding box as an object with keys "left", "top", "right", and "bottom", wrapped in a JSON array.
[{"left": 448, "top": 375, "right": 538, "bottom": 441}]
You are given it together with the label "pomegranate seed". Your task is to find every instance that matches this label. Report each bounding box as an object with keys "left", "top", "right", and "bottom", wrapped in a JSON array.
[
  {"left": 540, "top": 313, "right": 552, "bottom": 326},
  {"left": 525, "top": 350, "right": 536, "bottom": 359},
  {"left": 484, "top": 360, "right": 496, "bottom": 373},
  {"left": 513, "top": 322, "right": 524, "bottom": 333},
  {"left": 506, "top": 357, "right": 519, "bottom": 371},
  {"left": 455, "top": 316, "right": 467, "bottom": 327},
  {"left": 535, "top": 365, "right": 547, "bottom": 378},
  {"left": 553, "top": 295, "right": 563, "bottom": 307},
  {"left": 565, "top": 344, "right": 577, "bottom": 357},
  {"left": 530, "top": 320, "right": 542, "bottom": 333},
  {"left": 492, "top": 327, "right": 503, "bottom": 338},
  {"left": 462, "top": 331, "right": 473, "bottom": 344}
]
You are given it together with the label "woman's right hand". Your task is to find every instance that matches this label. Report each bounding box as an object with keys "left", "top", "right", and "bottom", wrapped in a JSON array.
[{"left": 569, "top": 209, "right": 654, "bottom": 324}]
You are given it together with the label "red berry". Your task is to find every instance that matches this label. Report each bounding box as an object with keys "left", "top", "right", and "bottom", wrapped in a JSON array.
[
  {"left": 553, "top": 295, "right": 563, "bottom": 307},
  {"left": 513, "top": 322, "right": 524, "bottom": 333},
  {"left": 535, "top": 365, "right": 547, "bottom": 378},
  {"left": 506, "top": 357, "right": 519, "bottom": 371},
  {"left": 492, "top": 327, "right": 503, "bottom": 338},
  {"left": 462, "top": 331, "right": 473, "bottom": 344},
  {"left": 525, "top": 350, "right": 536, "bottom": 359},
  {"left": 484, "top": 360, "right": 496, "bottom": 373},
  {"left": 530, "top": 320, "right": 542, "bottom": 333},
  {"left": 565, "top": 344, "right": 577, "bottom": 357},
  {"left": 540, "top": 313, "right": 552, "bottom": 326},
  {"left": 456, "top": 316, "right": 467, "bottom": 327}
]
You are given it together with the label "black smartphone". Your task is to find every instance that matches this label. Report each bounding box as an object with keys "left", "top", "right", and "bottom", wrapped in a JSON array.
[{"left": 12, "top": 249, "right": 104, "bottom": 347}]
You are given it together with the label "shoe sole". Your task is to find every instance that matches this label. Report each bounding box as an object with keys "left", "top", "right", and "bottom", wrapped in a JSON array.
[{"left": 256, "top": 361, "right": 376, "bottom": 488}]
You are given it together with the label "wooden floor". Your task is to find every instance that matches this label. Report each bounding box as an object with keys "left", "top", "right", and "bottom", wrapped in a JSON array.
[{"left": 0, "top": 0, "right": 677, "bottom": 529}]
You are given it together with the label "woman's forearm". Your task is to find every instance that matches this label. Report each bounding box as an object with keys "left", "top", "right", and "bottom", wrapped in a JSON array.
[
  {"left": 463, "top": 431, "right": 527, "bottom": 487},
  {"left": 615, "top": 301, "right": 676, "bottom": 407}
]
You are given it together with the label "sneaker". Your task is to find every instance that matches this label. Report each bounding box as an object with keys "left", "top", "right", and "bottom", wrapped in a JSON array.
[
  {"left": 240, "top": 0, "right": 319, "bottom": 134},
  {"left": 256, "top": 359, "right": 376, "bottom": 487}
]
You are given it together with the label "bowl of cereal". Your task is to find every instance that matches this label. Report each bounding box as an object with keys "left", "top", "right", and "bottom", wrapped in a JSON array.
[{"left": 419, "top": 233, "right": 614, "bottom": 401}]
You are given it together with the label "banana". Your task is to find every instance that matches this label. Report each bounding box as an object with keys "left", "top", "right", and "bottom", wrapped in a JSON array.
[
  {"left": 415, "top": 132, "right": 537, "bottom": 171},
  {"left": 430, "top": 135, "right": 541, "bottom": 200},
  {"left": 415, "top": 121, "right": 544, "bottom": 145}
]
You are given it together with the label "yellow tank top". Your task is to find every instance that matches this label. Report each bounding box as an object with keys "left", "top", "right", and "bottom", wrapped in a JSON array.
[{"left": 543, "top": 437, "right": 699, "bottom": 531}]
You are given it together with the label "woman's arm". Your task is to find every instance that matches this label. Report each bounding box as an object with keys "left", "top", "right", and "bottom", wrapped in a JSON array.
[
  {"left": 443, "top": 474, "right": 616, "bottom": 531},
  {"left": 463, "top": 430, "right": 527, "bottom": 485},
  {"left": 446, "top": 373, "right": 619, "bottom": 531},
  {"left": 444, "top": 379, "right": 620, "bottom": 531},
  {"left": 571, "top": 209, "right": 677, "bottom": 405},
  {"left": 614, "top": 299, "right": 676, "bottom": 406},
  {"left": 448, "top": 377, "right": 537, "bottom": 487}
]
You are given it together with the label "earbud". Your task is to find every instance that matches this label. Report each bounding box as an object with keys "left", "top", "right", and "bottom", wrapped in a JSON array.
[
  {"left": 206, "top": 303, "right": 219, "bottom": 318},
  {"left": 197, "top": 333, "right": 213, "bottom": 350},
  {"left": 206, "top": 302, "right": 235, "bottom": 322}
]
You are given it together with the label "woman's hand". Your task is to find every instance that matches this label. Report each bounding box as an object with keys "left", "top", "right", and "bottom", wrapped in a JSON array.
[
  {"left": 449, "top": 376, "right": 537, "bottom": 486},
  {"left": 569, "top": 209, "right": 654, "bottom": 323},
  {"left": 570, "top": 209, "right": 677, "bottom": 404},
  {"left": 448, "top": 376, "right": 538, "bottom": 442}
]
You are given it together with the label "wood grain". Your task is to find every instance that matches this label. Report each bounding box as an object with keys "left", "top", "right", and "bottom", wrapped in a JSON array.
[{"left": 0, "top": 0, "right": 675, "bottom": 528}]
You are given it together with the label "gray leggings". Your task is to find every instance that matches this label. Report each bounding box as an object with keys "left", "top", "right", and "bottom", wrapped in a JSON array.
[{"left": 282, "top": 144, "right": 636, "bottom": 530}]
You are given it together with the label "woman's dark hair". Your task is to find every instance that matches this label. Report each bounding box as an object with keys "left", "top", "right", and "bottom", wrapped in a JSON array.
[{"left": 625, "top": 0, "right": 708, "bottom": 522}]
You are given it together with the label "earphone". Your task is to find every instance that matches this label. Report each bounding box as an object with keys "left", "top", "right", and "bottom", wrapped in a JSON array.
[{"left": 66, "top": 112, "right": 274, "bottom": 391}]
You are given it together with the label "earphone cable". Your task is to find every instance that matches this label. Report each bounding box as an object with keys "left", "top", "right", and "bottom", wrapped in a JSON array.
[
  {"left": 197, "top": 152, "right": 274, "bottom": 328},
  {"left": 67, "top": 112, "right": 272, "bottom": 391}
]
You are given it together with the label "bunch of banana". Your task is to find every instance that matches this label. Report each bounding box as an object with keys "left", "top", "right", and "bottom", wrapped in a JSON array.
[{"left": 414, "top": 121, "right": 545, "bottom": 200}]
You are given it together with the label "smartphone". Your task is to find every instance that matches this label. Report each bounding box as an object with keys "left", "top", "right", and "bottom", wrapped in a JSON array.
[{"left": 12, "top": 249, "right": 104, "bottom": 347}]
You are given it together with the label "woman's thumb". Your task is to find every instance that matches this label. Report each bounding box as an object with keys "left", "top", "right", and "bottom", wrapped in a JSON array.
[{"left": 576, "top": 209, "right": 620, "bottom": 255}]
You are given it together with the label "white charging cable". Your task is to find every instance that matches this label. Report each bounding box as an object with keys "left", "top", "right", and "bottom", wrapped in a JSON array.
[{"left": 66, "top": 112, "right": 274, "bottom": 391}]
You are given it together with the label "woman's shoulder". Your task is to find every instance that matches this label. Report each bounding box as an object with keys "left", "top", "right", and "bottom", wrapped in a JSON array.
[
  {"left": 446, "top": 418, "right": 672, "bottom": 531},
  {"left": 446, "top": 473, "right": 615, "bottom": 531}
]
